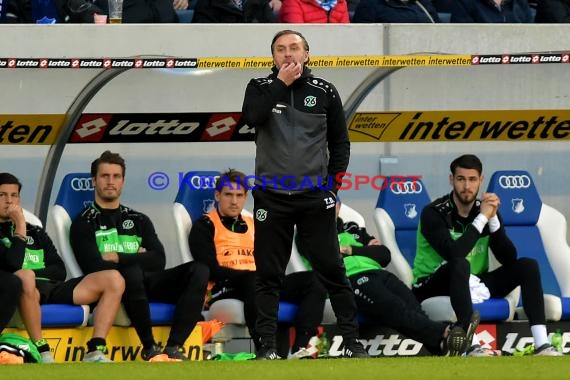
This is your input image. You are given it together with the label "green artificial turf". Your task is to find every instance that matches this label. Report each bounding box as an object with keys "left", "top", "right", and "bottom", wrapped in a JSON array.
[{"left": 1, "top": 356, "right": 569, "bottom": 380}]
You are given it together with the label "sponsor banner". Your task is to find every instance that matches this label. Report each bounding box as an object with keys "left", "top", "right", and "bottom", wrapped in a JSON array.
[
  {"left": 322, "top": 325, "right": 431, "bottom": 357},
  {"left": 5, "top": 325, "right": 202, "bottom": 362},
  {"left": 0, "top": 55, "right": 512, "bottom": 69},
  {"left": 69, "top": 112, "right": 250, "bottom": 143},
  {"left": 498, "top": 320, "right": 570, "bottom": 354},
  {"left": 472, "top": 53, "right": 570, "bottom": 65},
  {"left": 7, "top": 110, "right": 570, "bottom": 145},
  {"left": 348, "top": 110, "right": 570, "bottom": 142},
  {"left": 0, "top": 115, "right": 64, "bottom": 144},
  {"left": 319, "top": 321, "right": 570, "bottom": 357},
  {"left": 197, "top": 55, "right": 472, "bottom": 69},
  {"left": 2, "top": 54, "right": 570, "bottom": 69}
]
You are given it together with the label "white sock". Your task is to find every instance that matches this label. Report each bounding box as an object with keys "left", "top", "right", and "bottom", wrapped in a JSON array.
[{"left": 531, "top": 325, "right": 549, "bottom": 347}]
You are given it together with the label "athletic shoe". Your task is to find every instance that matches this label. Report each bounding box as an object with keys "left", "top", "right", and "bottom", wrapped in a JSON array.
[
  {"left": 467, "top": 345, "right": 500, "bottom": 357},
  {"left": 163, "top": 345, "right": 188, "bottom": 361},
  {"left": 40, "top": 351, "right": 55, "bottom": 364},
  {"left": 141, "top": 344, "right": 163, "bottom": 361},
  {"left": 343, "top": 338, "right": 369, "bottom": 358},
  {"left": 83, "top": 350, "right": 113, "bottom": 363},
  {"left": 255, "top": 346, "right": 282, "bottom": 360},
  {"left": 0, "top": 351, "right": 24, "bottom": 364},
  {"left": 148, "top": 354, "right": 182, "bottom": 362},
  {"left": 445, "top": 325, "right": 467, "bottom": 357},
  {"left": 534, "top": 343, "right": 563, "bottom": 356},
  {"left": 289, "top": 336, "right": 321, "bottom": 359},
  {"left": 462, "top": 310, "right": 481, "bottom": 354},
  {"left": 289, "top": 347, "right": 315, "bottom": 360}
]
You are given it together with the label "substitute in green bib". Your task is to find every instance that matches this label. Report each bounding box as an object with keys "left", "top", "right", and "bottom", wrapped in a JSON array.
[
  {"left": 70, "top": 151, "right": 209, "bottom": 361},
  {"left": 412, "top": 154, "right": 561, "bottom": 357}
]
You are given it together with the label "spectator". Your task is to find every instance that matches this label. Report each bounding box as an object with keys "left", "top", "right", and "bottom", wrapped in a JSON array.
[
  {"left": 352, "top": 0, "right": 440, "bottom": 23},
  {"left": 192, "top": 0, "right": 277, "bottom": 22},
  {"left": 534, "top": 0, "right": 570, "bottom": 22},
  {"left": 450, "top": 0, "right": 533, "bottom": 23},
  {"left": 70, "top": 151, "right": 209, "bottom": 361},
  {"left": 0, "top": 172, "right": 124, "bottom": 363},
  {"left": 279, "top": 0, "right": 350, "bottom": 23},
  {"left": 94, "top": 0, "right": 180, "bottom": 22},
  {"left": 412, "top": 154, "right": 562, "bottom": 356},
  {"left": 4, "top": 0, "right": 179, "bottom": 22}
]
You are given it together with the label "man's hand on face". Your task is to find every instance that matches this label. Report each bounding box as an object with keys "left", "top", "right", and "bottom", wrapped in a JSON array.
[
  {"left": 7, "top": 204, "right": 25, "bottom": 227},
  {"left": 277, "top": 62, "right": 302, "bottom": 87}
]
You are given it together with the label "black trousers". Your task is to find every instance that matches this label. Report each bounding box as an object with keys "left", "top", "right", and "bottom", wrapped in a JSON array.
[
  {"left": 351, "top": 270, "right": 446, "bottom": 354},
  {"left": 120, "top": 261, "right": 209, "bottom": 348},
  {"left": 413, "top": 257, "right": 545, "bottom": 329},
  {"left": 253, "top": 189, "right": 359, "bottom": 348},
  {"left": 281, "top": 271, "right": 327, "bottom": 351},
  {"left": 209, "top": 270, "right": 258, "bottom": 345},
  {"left": 0, "top": 270, "right": 22, "bottom": 332}
]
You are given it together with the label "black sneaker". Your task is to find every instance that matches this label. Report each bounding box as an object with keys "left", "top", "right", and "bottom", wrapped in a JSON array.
[
  {"left": 343, "top": 338, "right": 369, "bottom": 358},
  {"left": 462, "top": 310, "right": 481, "bottom": 354},
  {"left": 163, "top": 345, "right": 189, "bottom": 361},
  {"left": 141, "top": 344, "right": 163, "bottom": 361},
  {"left": 444, "top": 325, "right": 467, "bottom": 356},
  {"left": 255, "top": 346, "right": 282, "bottom": 360}
]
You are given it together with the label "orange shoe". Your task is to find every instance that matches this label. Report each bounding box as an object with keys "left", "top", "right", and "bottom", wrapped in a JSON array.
[
  {"left": 148, "top": 353, "right": 182, "bottom": 362},
  {"left": 0, "top": 351, "right": 24, "bottom": 364}
]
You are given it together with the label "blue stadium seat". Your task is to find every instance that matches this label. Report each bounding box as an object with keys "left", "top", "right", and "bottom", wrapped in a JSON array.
[
  {"left": 48, "top": 172, "right": 175, "bottom": 326},
  {"left": 374, "top": 176, "right": 518, "bottom": 322},
  {"left": 487, "top": 170, "right": 570, "bottom": 321},
  {"left": 374, "top": 176, "right": 429, "bottom": 287},
  {"left": 173, "top": 171, "right": 220, "bottom": 263},
  {"left": 49, "top": 173, "right": 94, "bottom": 279}
]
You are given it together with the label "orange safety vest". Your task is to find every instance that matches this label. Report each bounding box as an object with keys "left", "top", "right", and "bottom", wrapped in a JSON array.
[{"left": 208, "top": 210, "right": 256, "bottom": 271}]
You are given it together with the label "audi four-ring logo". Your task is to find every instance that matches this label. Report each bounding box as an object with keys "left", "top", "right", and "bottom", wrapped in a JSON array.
[
  {"left": 390, "top": 181, "right": 423, "bottom": 194},
  {"left": 498, "top": 175, "right": 531, "bottom": 189},
  {"left": 190, "top": 175, "right": 219, "bottom": 190},
  {"left": 70, "top": 178, "right": 94, "bottom": 191}
]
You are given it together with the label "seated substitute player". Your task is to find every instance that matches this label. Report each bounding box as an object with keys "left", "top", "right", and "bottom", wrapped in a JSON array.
[
  {"left": 0, "top": 172, "right": 125, "bottom": 363},
  {"left": 70, "top": 151, "right": 210, "bottom": 361}
]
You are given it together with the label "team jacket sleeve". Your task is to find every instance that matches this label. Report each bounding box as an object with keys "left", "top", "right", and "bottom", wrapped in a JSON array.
[
  {"left": 352, "top": 245, "right": 392, "bottom": 268},
  {"left": 118, "top": 214, "right": 166, "bottom": 272},
  {"left": 242, "top": 77, "right": 289, "bottom": 128},
  {"left": 359, "top": 226, "right": 376, "bottom": 246},
  {"left": 189, "top": 216, "right": 247, "bottom": 282},
  {"left": 70, "top": 217, "right": 117, "bottom": 273},
  {"left": 420, "top": 206, "right": 481, "bottom": 260},
  {"left": 33, "top": 227, "right": 66, "bottom": 281},
  {"left": 488, "top": 213, "right": 517, "bottom": 265},
  {"left": 0, "top": 237, "right": 26, "bottom": 272},
  {"left": 326, "top": 82, "right": 350, "bottom": 193}
]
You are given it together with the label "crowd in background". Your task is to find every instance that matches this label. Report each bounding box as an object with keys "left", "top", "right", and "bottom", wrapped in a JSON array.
[{"left": 1, "top": 0, "right": 569, "bottom": 24}]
